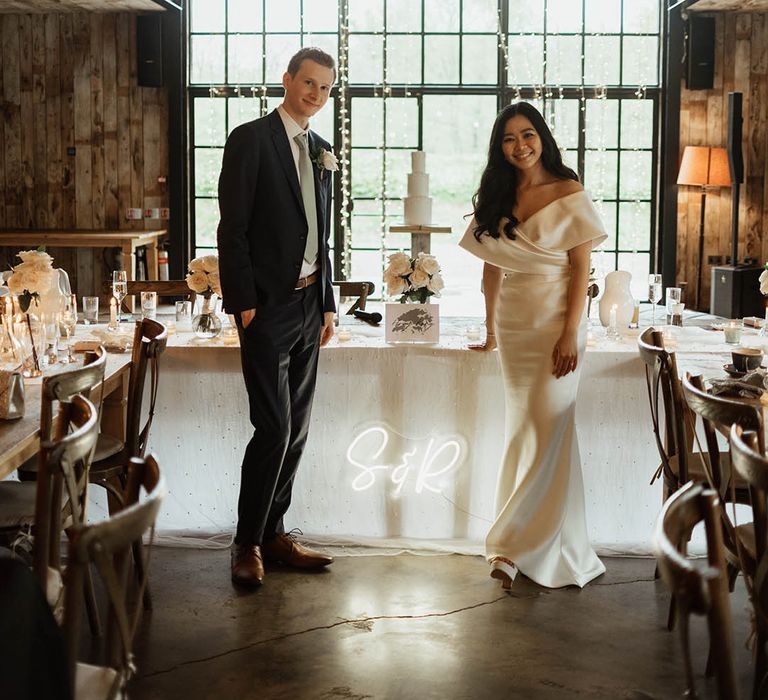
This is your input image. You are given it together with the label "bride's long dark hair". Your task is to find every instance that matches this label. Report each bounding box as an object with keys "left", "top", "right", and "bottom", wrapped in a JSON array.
[{"left": 472, "top": 102, "right": 579, "bottom": 241}]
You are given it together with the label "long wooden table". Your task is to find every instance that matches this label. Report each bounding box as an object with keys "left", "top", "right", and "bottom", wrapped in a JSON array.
[
  {"left": 0, "top": 352, "right": 131, "bottom": 480},
  {"left": 0, "top": 229, "right": 167, "bottom": 282}
]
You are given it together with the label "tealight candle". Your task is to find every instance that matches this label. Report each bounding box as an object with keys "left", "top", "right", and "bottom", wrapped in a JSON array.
[
  {"left": 337, "top": 328, "right": 352, "bottom": 342},
  {"left": 465, "top": 325, "right": 481, "bottom": 341},
  {"left": 724, "top": 319, "right": 743, "bottom": 345}
]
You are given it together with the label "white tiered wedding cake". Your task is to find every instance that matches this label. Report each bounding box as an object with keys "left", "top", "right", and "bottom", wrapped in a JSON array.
[{"left": 403, "top": 151, "right": 432, "bottom": 226}]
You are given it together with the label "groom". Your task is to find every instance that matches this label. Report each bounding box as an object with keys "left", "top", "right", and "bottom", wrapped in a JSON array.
[{"left": 217, "top": 47, "right": 337, "bottom": 587}]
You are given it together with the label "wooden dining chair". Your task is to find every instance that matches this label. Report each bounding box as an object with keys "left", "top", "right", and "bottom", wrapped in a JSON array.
[
  {"left": 654, "top": 480, "right": 739, "bottom": 699},
  {"left": 62, "top": 455, "right": 165, "bottom": 700},
  {"left": 89, "top": 318, "right": 167, "bottom": 609},
  {"left": 125, "top": 279, "right": 196, "bottom": 306},
  {"left": 332, "top": 280, "right": 375, "bottom": 314},
  {"left": 729, "top": 425, "right": 768, "bottom": 699}
]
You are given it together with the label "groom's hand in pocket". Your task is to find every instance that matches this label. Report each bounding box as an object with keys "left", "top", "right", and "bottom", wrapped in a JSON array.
[{"left": 240, "top": 308, "right": 256, "bottom": 329}]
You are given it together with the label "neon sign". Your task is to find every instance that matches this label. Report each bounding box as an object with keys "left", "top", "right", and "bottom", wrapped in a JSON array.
[{"left": 346, "top": 425, "right": 466, "bottom": 496}]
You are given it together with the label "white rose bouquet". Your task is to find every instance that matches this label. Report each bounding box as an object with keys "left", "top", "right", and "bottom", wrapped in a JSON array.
[
  {"left": 384, "top": 251, "right": 444, "bottom": 304},
  {"left": 186, "top": 254, "right": 222, "bottom": 299},
  {"left": 5, "top": 248, "right": 57, "bottom": 312},
  {"left": 760, "top": 264, "right": 768, "bottom": 296}
]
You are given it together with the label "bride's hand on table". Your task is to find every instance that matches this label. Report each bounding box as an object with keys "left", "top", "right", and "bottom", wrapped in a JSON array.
[
  {"left": 469, "top": 333, "right": 497, "bottom": 352},
  {"left": 552, "top": 331, "right": 578, "bottom": 378}
]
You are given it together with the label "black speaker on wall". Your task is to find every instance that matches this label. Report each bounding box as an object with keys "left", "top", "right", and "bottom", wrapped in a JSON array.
[
  {"left": 137, "top": 15, "right": 163, "bottom": 87},
  {"left": 686, "top": 15, "right": 715, "bottom": 90}
]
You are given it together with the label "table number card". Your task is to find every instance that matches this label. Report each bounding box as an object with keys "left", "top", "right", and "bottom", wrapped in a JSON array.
[{"left": 384, "top": 303, "right": 439, "bottom": 343}]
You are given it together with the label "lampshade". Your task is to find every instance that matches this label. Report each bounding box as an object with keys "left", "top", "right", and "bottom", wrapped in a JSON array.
[{"left": 676, "top": 146, "right": 731, "bottom": 187}]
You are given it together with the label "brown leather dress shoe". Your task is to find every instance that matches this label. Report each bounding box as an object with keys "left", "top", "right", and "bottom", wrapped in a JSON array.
[
  {"left": 261, "top": 533, "right": 333, "bottom": 569},
  {"left": 231, "top": 544, "right": 264, "bottom": 586}
]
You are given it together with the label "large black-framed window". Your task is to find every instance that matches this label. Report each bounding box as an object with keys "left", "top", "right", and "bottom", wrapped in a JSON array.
[{"left": 187, "top": 0, "right": 662, "bottom": 311}]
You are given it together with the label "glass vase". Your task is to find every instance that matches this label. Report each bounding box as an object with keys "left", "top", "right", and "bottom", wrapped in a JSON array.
[
  {"left": 192, "top": 295, "right": 222, "bottom": 339},
  {"left": 14, "top": 309, "right": 45, "bottom": 378}
]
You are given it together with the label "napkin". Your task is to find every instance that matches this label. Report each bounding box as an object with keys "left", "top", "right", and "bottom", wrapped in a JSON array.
[{"left": 708, "top": 369, "right": 766, "bottom": 398}]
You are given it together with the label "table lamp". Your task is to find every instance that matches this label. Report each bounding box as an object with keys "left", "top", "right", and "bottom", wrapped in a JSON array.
[{"left": 676, "top": 145, "right": 731, "bottom": 309}]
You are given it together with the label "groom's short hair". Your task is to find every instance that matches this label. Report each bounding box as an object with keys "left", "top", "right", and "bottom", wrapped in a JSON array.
[{"left": 286, "top": 47, "right": 337, "bottom": 82}]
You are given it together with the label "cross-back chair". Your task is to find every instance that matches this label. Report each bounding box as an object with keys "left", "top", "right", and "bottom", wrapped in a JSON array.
[
  {"left": 654, "top": 480, "right": 739, "bottom": 699},
  {"left": 332, "top": 280, "right": 375, "bottom": 314},
  {"left": 729, "top": 425, "right": 768, "bottom": 699},
  {"left": 125, "top": 280, "right": 196, "bottom": 306},
  {"left": 89, "top": 319, "right": 166, "bottom": 609},
  {"left": 63, "top": 455, "right": 165, "bottom": 700}
]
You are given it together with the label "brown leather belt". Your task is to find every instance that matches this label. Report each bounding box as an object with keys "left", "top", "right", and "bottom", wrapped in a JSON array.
[{"left": 294, "top": 271, "right": 319, "bottom": 290}]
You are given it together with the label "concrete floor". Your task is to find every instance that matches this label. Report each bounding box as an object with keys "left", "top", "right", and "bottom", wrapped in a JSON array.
[{"left": 125, "top": 549, "right": 754, "bottom": 700}]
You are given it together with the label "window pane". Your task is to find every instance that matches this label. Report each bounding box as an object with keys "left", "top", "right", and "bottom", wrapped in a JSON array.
[
  {"left": 195, "top": 198, "right": 220, "bottom": 248},
  {"left": 387, "top": 0, "right": 421, "bottom": 32},
  {"left": 228, "top": 34, "right": 263, "bottom": 84},
  {"left": 508, "top": 0, "right": 544, "bottom": 33},
  {"left": 351, "top": 211, "right": 385, "bottom": 249},
  {"left": 265, "top": 35, "right": 301, "bottom": 83},
  {"left": 562, "top": 149, "right": 578, "bottom": 173},
  {"left": 387, "top": 35, "right": 422, "bottom": 84},
  {"left": 352, "top": 99, "right": 383, "bottom": 147},
  {"left": 385, "top": 149, "right": 410, "bottom": 209},
  {"left": 195, "top": 148, "right": 223, "bottom": 197},
  {"left": 385, "top": 98, "right": 419, "bottom": 148},
  {"left": 425, "top": 0, "right": 459, "bottom": 32},
  {"left": 228, "top": 0, "right": 261, "bottom": 32},
  {"left": 620, "top": 151, "right": 652, "bottom": 199},
  {"left": 547, "top": 0, "right": 582, "bottom": 33},
  {"left": 584, "top": 36, "right": 620, "bottom": 85},
  {"left": 349, "top": 0, "right": 383, "bottom": 32},
  {"left": 593, "top": 200, "right": 617, "bottom": 246},
  {"left": 303, "top": 0, "right": 339, "bottom": 32},
  {"left": 617, "top": 252, "right": 651, "bottom": 300},
  {"left": 624, "top": 0, "right": 659, "bottom": 33},
  {"left": 462, "top": 35, "right": 497, "bottom": 85},
  {"left": 549, "top": 99, "right": 579, "bottom": 149},
  {"left": 424, "top": 36, "right": 460, "bottom": 84},
  {"left": 228, "top": 96, "right": 261, "bottom": 131},
  {"left": 621, "top": 99, "right": 653, "bottom": 149},
  {"left": 349, "top": 34, "right": 384, "bottom": 84},
  {"left": 302, "top": 34, "right": 338, "bottom": 62},
  {"left": 584, "top": 0, "right": 620, "bottom": 33},
  {"left": 462, "top": 0, "right": 497, "bottom": 32},
  {"left": 585, "top": 99, "right": 618, "bottom": 149},
  {"left": 190, "top": 35, "right": 225, "bottom": 84},
  {"left": 350, "top": 249, "right": 385, "bottom": 288},
  {"left": 506, "top": 35, "right": 544, "bottom": 85},
  {"left": 622, "top": 36, "right": 658, "bottom": 86},
  {"left": 194, "top": 98, "right": 226, "bottom": 147},
  {"left": 265, "top": 0, "right": 300, "bottom": 32},
  {"left": 351, "top": 149, "right": 384, "bottom": 198},
  {"left": 311, "top": 97, "right": 335, "bottom": 142},
  {"left": 191, "top": 0, "right": 224, "bottom": 32},
  {"left": 618, "top": 202, "right": 651, "bottom": 250},
  {"left": 546, "top": 36, "right": 582, "bottom": 85},
  {"left": 584, "top": 150, "right": 618, "bottom": 199}
]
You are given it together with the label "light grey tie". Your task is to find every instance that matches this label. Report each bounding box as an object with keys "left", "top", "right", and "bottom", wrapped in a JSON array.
[{"left": 294, "top": 132, "right": 318, "bottom": 265}]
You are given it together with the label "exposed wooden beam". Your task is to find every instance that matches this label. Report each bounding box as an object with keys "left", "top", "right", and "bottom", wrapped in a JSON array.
[
  {"left": 0, "top": 0, "right": 163, "bottom": 13},
  {"left": 689, "top": 0, "right": 768, "bottom": 12}
]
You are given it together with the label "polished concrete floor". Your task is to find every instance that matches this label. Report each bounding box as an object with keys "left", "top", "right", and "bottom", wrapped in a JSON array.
[{"left": 126, "top": 549, "right": 754, "bottom": 700}]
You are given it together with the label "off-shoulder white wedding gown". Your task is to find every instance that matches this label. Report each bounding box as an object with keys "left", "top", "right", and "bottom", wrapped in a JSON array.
[{"left": 460, "top": 190, "right": 607, "bottom": 588}]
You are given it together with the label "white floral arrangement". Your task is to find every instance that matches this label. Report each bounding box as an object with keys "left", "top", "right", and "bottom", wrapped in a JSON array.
[
  {"left": 186, "top": 254, "right": 222, "bottom": 298},
  {"left": 5, "top": 248, "right": 57, "bottom": 312},
  {"left": 384, "top": 251, "right": 444, "bottom": 304},
  {"left": 760, "top": 264, "right": 768, "bottom": 295},
  {"left": 311, "top": 147, "right": 338, "bottom": 180}
]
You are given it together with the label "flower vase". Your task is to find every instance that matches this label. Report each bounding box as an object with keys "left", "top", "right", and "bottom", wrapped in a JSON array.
[
  {"left": 192, "top": 295, "right": 222, "bottom": 339},
  {"left": 0, "top": 315, "right": 23, "bottom": 371},
  {"left": 14, "top": 309, "right": 45, "bottom": 377},
  {"left": 598, "top": 270, "right": 634, "bottom": 328}
]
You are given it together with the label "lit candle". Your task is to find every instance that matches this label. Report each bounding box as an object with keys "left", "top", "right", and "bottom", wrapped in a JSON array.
[
  {"left": 337, "top": 328, "right": 352, "bottom": 342},
  {"left": 609, "top": 304, "right": 617, "bottom": 329},
  {"left": 4, "top": 296, "right": 11, "bottom": 322},
  {"left": 109, "top": 296, "right": 117, "bottom": 328}
]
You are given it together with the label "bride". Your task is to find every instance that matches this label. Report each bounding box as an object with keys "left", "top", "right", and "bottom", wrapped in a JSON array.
[{"left": 460, "top": 102, "right": 607, "bottom": 589}]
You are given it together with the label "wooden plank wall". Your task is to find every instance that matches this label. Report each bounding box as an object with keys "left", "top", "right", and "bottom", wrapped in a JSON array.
[
  {"left": 0, "top": 12, "right": 168, "bottom": 297},
  {"left": 678, "top": 12, "right": 768, "bottom": 310}
]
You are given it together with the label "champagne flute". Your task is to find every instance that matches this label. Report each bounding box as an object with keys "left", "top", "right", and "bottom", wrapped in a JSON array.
[
  {"left": 648, "top": 274, "right": 662, "bottom": 327},
  {"left": 60, "top": 294, "right": 77, "bottom": 363},
  {"left": 112, "top": 270, "right": 128, "bottom": 322}
]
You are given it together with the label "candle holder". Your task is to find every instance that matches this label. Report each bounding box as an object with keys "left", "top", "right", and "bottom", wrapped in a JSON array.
[{"left": 605, "top": 304, "right": 621, "bottom": 340}]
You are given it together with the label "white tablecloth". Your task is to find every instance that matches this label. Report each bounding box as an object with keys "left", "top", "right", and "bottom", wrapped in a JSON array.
[{"left": 87, "top": 317, "right": 761, "bottom": 555}]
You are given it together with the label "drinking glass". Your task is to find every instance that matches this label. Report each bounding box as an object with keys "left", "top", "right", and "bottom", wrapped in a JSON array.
[
  {"left": 175, "top": 300, "right": 192, "bottom": 331},
  {"left": 82, "top": 296, "right": 99, "bottom": 325},
  {"left": 141, "top": 291, "right": 157, "bottom": 320},
  {"left": 112, "top": 270, "right": 128, "bottom": 321},
  {"left": 60, "top": 294, "right": 78, "bottom": 363},
  {"left": 648, "top": 274, "right": 662, "bottom": 327}
]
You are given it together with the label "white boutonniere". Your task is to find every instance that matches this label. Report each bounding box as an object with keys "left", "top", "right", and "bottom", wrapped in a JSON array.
[{"left": 311, "top": 147, "right": 339, "bottom": 180}]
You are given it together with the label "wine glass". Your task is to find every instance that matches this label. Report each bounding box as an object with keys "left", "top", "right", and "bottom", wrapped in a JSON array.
[
  {"left": 648, "top": 274, "right": 662, "bottom": 327},
  {"left": 112, "top": 270, "right": 128, "bottom": 322},
  {"left": 60, "top": 294, "right": 77, "bottom": 363}
]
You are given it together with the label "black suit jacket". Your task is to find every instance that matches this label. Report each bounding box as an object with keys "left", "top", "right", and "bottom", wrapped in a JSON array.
[{"left": 217, "top": 109, "right": 335, "bottom": 316}]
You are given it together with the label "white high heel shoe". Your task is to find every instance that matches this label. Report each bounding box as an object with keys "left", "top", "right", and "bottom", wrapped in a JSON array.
[{"left": 490, "top": 557, "right": 517, "bottom": 590}]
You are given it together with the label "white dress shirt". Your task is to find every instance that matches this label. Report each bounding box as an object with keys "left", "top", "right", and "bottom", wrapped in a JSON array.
[{"left": 277, "top": 105, "right": 319, "bottom": 278}]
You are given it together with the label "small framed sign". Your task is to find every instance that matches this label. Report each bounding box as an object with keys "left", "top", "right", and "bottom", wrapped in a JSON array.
[{"left": 384, "top": 303, "right": 439, "bottom": 343}]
